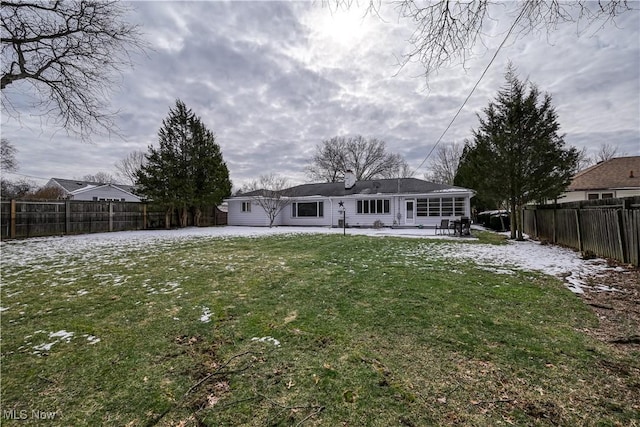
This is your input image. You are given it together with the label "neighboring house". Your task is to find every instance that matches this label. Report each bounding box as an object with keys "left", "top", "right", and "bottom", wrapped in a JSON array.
[
  {"left": 227, "top": 172, "right": 475, "bottom": 228},
  {"left": 46, "top": 178, "right": 142, "bottom": 202},
  {"left": 556, "top": 156, "right": 640, "bottom": 203}
]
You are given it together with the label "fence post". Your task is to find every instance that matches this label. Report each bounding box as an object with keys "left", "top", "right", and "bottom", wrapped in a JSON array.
[
  {"left": 142, "top": 204, "right": 147, "bottom": 230},
  {"left": 109, "top": 202, "right": 113, "bottom": 232},
  {"left": 65, "top": 200, "right": 71, "bottom": 234},
  {"left": 575, "top": 209, "right": 583, "bottom": 252},
  {"left": 616, "top": 209, "right": 627, "bottom": 264},
  {"left": 10, "top": 199, "right": 16, "bottom": 239},
  {"left": 552, "top": 207, "right": 557, "bottom": 244}
]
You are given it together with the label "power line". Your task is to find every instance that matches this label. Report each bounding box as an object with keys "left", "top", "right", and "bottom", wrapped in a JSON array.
[{"left": 412, "top": 5, "right": 529, "bottom": 175}]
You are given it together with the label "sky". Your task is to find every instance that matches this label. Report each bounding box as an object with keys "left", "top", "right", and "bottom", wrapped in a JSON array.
[{"left": 2, "top": 1, "right": 639, "bottom": 189}]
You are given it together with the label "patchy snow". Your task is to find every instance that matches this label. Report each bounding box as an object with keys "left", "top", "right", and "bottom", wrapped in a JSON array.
[
  {"left": 32, "top": 330, "right": 75, "bottom": 354},
  {"left": 0, "top": 226, "right": 624, "bottom": 299},
  {"left": 200, "top": 306, "right": 212, "bottom": 323},
  {"left": 251, "top": 336, "right": 281, "bottom": 347}
]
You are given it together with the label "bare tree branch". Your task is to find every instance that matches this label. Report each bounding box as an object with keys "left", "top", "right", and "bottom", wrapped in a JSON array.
[
  {"left": 115, "top": 150, "right": 146, "bottom": 185},
  {"left": 1, "top": 138, "right": 18, "bottom": 172},
  {"left": 306, "top": 135, "right": 407, "bottom": 182},
  {"left": 1, "top": 0, "right": 148, "bottom": 141},
  {"left": 424, "top": 141, "right": 463, "bottom": 184},
  {"left": 243, "top": 173, "right": 292, "bottom": 228},
  {"left": 330, "top": 1, "right": 633, "bottom": 80}
]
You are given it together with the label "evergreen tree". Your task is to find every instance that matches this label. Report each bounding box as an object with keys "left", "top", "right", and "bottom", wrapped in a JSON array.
[
  {"left": 136, "top": 100, "right": 231, "bottom": 228},
  {"left": 454, "top": 64, "right": 579, "bottom": 240}
]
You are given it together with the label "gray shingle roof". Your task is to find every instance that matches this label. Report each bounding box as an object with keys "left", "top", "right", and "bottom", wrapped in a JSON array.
[
  {"left": 50, "top": 178, "right": 138, "bottom": 195},
  {"left": 238, "top": 178, "right": 472, "bottom": 198}
]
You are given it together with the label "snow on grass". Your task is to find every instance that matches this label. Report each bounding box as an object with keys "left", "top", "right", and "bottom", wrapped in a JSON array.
[
  {"left": 200, "top": 306, "right": 212, "bottom": 323},
  {"left": 0, "top": 226, "right": 623, "bottom": 297},
  {"left": 251, "top": 336, "right": 281, "bottom": 347},
  {"left": 32, "top": 330, "right": 75, "bottom": 354}
]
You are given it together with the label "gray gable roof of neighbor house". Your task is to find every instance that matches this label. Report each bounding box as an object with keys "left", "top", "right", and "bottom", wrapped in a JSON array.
[
  {"left": 239, "top": 178, "right": 473, "bottom": 198},
  {"left": 50, "top": 178, "right": 138, "bottom": 196}
]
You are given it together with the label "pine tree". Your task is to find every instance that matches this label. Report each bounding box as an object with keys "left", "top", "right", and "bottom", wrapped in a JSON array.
[
  {"left": 455, "top": 64, "right": 579, "bottom": 240},
  {"left": 136, "top": 100, "right": 231, "bottom": 228}
]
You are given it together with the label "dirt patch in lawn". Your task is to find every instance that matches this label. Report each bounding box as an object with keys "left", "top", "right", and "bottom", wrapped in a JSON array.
[{"left": 579, "top": 265, "right": 640, "bottom": 350}]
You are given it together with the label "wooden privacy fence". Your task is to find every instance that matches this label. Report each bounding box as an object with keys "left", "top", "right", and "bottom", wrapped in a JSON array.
[
  {"left": 1, "top": 200, "right": 227, "bottom": 239},
  {"left": 523, "top": 196, "right": 640, "bottom": 267}
]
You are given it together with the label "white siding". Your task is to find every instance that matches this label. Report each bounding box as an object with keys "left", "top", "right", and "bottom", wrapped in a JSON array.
[
  {"left": 72, "top": 185, "right": 140, "bottom": 202},
  {"left": 227, "top": 199, "right": 272, "bottom": 226},
  {"left": 227, "top": 193, "right": 474, "bottom": 228}
]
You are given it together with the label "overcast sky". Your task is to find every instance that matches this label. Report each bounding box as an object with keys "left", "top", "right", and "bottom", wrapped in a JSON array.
[{"left": 2, "top": 1, "right": 639, "bottom": 189}]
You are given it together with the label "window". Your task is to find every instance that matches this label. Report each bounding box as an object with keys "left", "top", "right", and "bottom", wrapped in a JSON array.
[
  {"left": 428, "top": 198, "right": 440, "bottom": 216},
  {"left": 588, "top": 192, "right": 614, "bottom": 200},
  {"left": 356, "top": 199, "right": 390, "bottom": 214},
  {"left": 418, "top": 197, "right": 465, "bottom": 217},
  {"left": 454, "top": 197, "right": 466, "bottom": 216},
  {"left": 417, "top": 199, "right": 428, "bottom": 216},
  {"left": 241, "top": 201, "right": 251, "bottom": 212},
  {"left": 292, "top": 201, "right": 324, "bottom": 217},
  {"left": 441, "top": 198, "right": 454, "bottom": 216}
]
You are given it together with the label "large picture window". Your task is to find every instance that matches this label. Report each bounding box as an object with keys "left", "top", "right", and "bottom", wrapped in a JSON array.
[
  {"left": 292, "top": 201, "right": 324, "bottom": 217},
  {"left": 356, "top": 199, "right": 390, "bottom": 214},
  {"left": 417, "top": 197, "right": 466, "bottom": 217}
]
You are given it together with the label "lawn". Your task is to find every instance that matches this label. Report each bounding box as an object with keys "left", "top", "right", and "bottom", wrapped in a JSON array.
[{"left": 1, "top": 231, "right": 638, "bottom": 426}]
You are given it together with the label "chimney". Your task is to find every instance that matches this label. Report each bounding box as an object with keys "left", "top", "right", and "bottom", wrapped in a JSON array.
[{"left": 344, "top": 170, "right": 356, "bottom": 189}]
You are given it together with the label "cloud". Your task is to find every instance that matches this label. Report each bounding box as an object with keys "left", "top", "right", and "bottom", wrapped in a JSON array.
[{"left": 1, "top": 2, "right": 638, "bottom": 188}]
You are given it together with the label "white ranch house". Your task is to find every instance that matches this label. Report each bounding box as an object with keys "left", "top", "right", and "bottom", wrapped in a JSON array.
[
  {"left": 227, "top": 173, "right": 475, "bottom": 228},
  {"left": 47, "top": 178, "right": 142, "bottom": 202}
]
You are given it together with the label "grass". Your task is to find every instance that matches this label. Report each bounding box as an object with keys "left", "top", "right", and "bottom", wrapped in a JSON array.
[{"left": 1, "top": 232, "right": 638, "bottom": 426}]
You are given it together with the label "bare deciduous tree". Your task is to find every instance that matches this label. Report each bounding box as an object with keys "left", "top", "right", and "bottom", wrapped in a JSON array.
[
  {"left": 81, "top": 172, "right": 117, "bottom": 184},
  {"left": 1, "top": 138, "right": 18, "bottom": 172},
  {"left": 1, "top": 1, "right": 146, "bottom": 141},
  {"left": 331, "top": 1, "right": 631, "bottom": 80},
  {"left": 594, "top": 143, "right": 621, "bottom": 163},
  {"left": 243, "top": 174, "right": 292, "bottom": 228},
  {"left": 424, "top": 142, "right": 463, "bottom": 185},
  {"left": 115, "top": 150, "right": 146, "bottom": 185},
  {"left": 307, "top": 135, "right": 407, "bottom": 182}
]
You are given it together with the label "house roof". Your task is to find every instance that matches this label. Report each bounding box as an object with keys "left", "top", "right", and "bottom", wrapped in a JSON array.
[
  {"left": 237, "top": 178, "right": 473, "bottom": 198},
  {"left": 49, "top": 178, "right": 138, "bottom": 196},
  {"left": 568, "top": 156, "right": 640, "bottom": 191}
]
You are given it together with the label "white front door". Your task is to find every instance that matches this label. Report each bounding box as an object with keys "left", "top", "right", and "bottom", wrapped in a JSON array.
[{"left": 405, "top": 199, "right": 415, "bottom": 225}]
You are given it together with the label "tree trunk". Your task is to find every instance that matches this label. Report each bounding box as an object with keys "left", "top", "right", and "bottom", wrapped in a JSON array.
[
  {"left": 165, "top": 207, "right": 172, "bottom": 229},
  {"left": 194, "top": 207, "right": 202, "bottom": 227},
  {"left": 180, "top": 207, "right": 189, "bottom": 228},
  {"left": 515, "top": 203, "right": 525, "bottom": 241},
  {"left": 509, "top": 198, "right": 517, "bottom": 239}
]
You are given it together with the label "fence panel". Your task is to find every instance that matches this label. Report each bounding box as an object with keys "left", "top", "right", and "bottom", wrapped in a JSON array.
[
  {"left": 1, "top": 200, "right": 227, "bottom": 239},
  {"left": 555, "top": 209, "right": 579, "bottom": 248},
  {"left": 579, "top": 209, "right": 623, "bottom": 261},
  {"left": 16, "top": 201, "right": 66, "bottom": 238},
  {"left": 525, "top": 196, "right": 639, "bottom": 266},
  {"left": 535, "top": 209, "right": 555, "bottom": 242}
]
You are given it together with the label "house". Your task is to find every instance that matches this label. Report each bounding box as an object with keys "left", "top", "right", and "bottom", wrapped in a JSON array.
[
  {"left": 556, "top": 156, "right": 640, "bottom": 203},
  {"left": 46, "top": 178, "right": 142, "bottom": 202},
  {"left": 226, "top": 171, "right": 475, "bottom": 228}
]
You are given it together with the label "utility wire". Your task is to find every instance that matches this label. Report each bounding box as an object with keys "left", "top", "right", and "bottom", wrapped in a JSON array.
[{"left": 412, "top": 5, "right": 530, "bottom": 175}]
